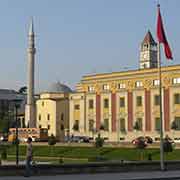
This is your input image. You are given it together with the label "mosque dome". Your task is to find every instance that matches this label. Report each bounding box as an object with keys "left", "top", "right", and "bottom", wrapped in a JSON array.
[{"left": 47, "top": 82, "right": 72, "bottom": 93}]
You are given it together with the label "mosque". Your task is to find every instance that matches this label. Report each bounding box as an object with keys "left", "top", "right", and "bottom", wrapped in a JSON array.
[{"left": 26, "top": 21, "right": 180, "bottom": 142}]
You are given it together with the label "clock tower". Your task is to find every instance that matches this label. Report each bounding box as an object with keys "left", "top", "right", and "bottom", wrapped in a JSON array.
[{"left": 140, "top": 30, "right": 158, "bottom": 69}]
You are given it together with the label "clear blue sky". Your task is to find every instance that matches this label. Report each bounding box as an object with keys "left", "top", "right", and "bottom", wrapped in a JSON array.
[{"left": 0, "top": 0, "right": 179, "bottom": 92}]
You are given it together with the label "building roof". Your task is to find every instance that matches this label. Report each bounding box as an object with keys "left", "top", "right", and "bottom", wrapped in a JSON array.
[
  {"left": 0, "top": 89, "right": 25, "bottom": 101},
  {"left": 142, "top": 30, "right": 157, "bottom": 45},
  {"left": 46, "top": 82, "right": 72, "bottom": 93},
  {"left": 81, "top": 64, "right": 180, "bottom": 82}
]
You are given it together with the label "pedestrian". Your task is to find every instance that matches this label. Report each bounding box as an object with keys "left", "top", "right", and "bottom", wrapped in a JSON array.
[{"left": 24, "top": 137, "right": 33, "bottom": 177}]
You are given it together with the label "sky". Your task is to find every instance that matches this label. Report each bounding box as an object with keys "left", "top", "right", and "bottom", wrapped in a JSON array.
[{"left": 0, "top": 0, "right": 179, "bottom": 92}]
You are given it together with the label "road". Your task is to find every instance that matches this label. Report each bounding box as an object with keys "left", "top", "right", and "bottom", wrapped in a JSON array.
[{"left": 1, "top": 171, "right": 180, "bottom": 180}]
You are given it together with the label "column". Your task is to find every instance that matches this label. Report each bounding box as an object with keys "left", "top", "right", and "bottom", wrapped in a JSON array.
[
  {"left": 145, "top": 89, "right": 151, "bottom": 131},
  {"left": 127, "top": 91, "right": 133, "bottom": 131},
  {"left": 111, "top": 93, "right": 116, "bottom": 132},
  {"left": 96, "top": 94, "right": 101, "bottom": 130},
  {"left": 164, "top": 88, "right": 170, "bottom": 131}
]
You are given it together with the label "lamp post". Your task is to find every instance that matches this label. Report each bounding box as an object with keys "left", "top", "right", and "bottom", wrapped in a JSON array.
[{"left": 13, "top": 99, "right": 22, "bottom": 166}]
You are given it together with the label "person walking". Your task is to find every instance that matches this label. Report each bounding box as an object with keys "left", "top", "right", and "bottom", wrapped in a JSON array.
[{"left": 24, "top": 137, "right": 33, "bottom": 177}]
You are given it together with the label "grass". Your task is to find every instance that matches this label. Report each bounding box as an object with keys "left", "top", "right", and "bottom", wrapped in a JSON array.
[{"left": 3, "top": 144, "right": 180, "bottom": 163}]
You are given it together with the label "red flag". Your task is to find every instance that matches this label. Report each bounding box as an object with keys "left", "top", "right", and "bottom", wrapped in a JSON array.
[{"left": 156, "top": 4, "right": 173, "bottom": 60}]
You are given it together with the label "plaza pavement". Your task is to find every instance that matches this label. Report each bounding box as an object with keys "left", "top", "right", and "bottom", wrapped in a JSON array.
[{"left": 1, "top": 171, "right": 180, "bottom": 180}]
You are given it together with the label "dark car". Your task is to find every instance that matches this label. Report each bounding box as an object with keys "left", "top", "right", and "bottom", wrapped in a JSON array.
[{"left": 145, "top": 136, "right": 153, "bottom": 144}]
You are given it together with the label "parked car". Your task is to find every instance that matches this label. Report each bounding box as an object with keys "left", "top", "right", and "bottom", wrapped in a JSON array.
[
  {"left": 174, "top": 137, "right": 180, "bottom": 143},
  {"left": 132, "top": 136, "right": 145, "bottom": 145},
  {"left": 145, "top": 136, "right": 153, "bottom": 144},
  {"left": 0, "top": 135, "right": 8, "bottom": 142},
  {"left": 132, "top": 136, "right": 153, "bottom": 145},
  {"left": 66, "top": 136, "right": 90, "bottom": 143}
]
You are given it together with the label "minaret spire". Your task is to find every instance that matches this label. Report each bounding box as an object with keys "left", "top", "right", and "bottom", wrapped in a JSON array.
[
  {"left": 25, "top": 18, "right": 36, "bottom": 128},
  {"left": 29, "top": 17, "right": 34, "bottom": 36}
]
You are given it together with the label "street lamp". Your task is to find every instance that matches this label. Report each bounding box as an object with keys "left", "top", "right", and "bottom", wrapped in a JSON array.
[{"left": 13, "top": 99, "right": 22, "bottom": 166}]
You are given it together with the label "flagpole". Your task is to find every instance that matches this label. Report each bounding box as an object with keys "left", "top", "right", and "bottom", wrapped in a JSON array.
[{"left": 158, "top": 41, "right": 164, "bottom": 171}]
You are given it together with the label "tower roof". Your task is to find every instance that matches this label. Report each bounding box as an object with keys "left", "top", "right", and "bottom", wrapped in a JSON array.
[{"left": 142, "top": 30, "right": 157, "bottom": 45}]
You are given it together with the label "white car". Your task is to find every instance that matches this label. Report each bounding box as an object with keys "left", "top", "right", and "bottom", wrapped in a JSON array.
[{"left": 174, "top": 138, "right": 180, "bottom": 143}]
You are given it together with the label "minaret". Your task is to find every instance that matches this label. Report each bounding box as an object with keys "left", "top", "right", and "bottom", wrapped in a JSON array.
[
  {"left": 139, "top": 30, "right": 158, "bottom": 69},
  {"left": 25, "top": 18, "right": 36, "bottom": 128}
]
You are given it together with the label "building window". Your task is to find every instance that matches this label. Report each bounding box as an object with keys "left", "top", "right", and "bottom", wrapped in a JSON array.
[
  {"left": 143, "top": 44, "right": 148, "bottom": 50},
  {"left": 103, "top": 84, "right": 110, "bottom": 91},
  {"left": 118, "top": 83, "right": 126, "bottom": 89},
  {"left": 61, "top": 124, "right": 64, "bottom": 130},
  {"left": 174, "top": 93, "right": 180, "bottom": 104},
  {"left": 153, "top": 79, "right": 160, "bottom": 86},
  {"left": 154, "top": 95, "right": 160, "bottom": 105},
  {"left": 104, "top": 119, "right": 109, "bottom": 131},
  {"left": 74, "top": 104, "right": 80, "bottom": 110},
  {"left": 137, "top": 118, "right": 142, "bottom": 131},
  {"left": 135, "top": 81, "right": 143, "bottom": 88},
  {"left": 89, "top": 99, "right": 94, "bottom": 109},
  {"left": 38, "top": 114, "right": 41, "bottom": 121},
  {"left": 136, "top": 96, "right": 142, "bottom": 106},
  {"left": 47, "top": 114, "right": 50, "bottom": 120},
  {"left": 61, "top": 113, "right": 64, "bottom": 121},
  {"left": 39, "top": 125, "right": 42, "bottom": 129},
  {"left": 120, "top": 97, "right": 125, "bottom": 107},
  {"left": 174, "top": 117, "right": 180, "bottom": 130},
  {"left": 120, "top": 118, "right": 125, "bottom": 132},
  {"left": 89, "top": 119, "right": 94, "bottom": 131},
  {"left": 47, "top": 125, "right": 50, "bottom": 130},
  {"left": 155, "top": 117, "right": 160, "bottom": 131},
  {"left": 173, "top": 78, "right": 180, "bottom": 84},
  {"left": 73, "top": 120, "right": 79, "bottom": 131},
  {"left": 143, "top": 64, "right": 147, "bottom": 69},
  {"left": 88, "top": 86, "right": 95, "bottom": 92},
  {"left": 42, "top": 101, "right": 44, "bottom": 106},
  {"left": 104, "top": 99, "right": 109, "bottom": 108}
]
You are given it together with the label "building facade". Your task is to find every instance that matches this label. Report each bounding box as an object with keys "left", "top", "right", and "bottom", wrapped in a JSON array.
[
  {"left": 36, "top": 31, "right": 180, "bottom": 142},
  {"left": 36, "top": 82, "right": 71, "bottom": 141},
  {"left": 0, "top": 89, "right": 26, "bottom": 131},
  {"left": 69, "top": 31, "right": 180, "bottom": 142}
]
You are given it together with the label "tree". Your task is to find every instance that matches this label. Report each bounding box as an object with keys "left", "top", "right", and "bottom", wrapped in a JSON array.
[{"left": 18, "top": 86, "right": 27, "bottom": 94}]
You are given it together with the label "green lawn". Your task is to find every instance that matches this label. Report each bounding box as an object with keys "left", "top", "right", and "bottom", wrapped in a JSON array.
[{"left": 2, "top": 145, "right": 180, "bottom": 163}]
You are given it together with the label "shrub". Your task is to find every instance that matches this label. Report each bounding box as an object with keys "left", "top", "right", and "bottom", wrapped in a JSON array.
[
  {"left": 58, "top": 158, "right": 63, "bottom": 164},
  {"left": 1, "top": 149, "right": 7, "bottom": 160},
  {"left": 95, "top": 134, "right": 104, "bottom": 148},
  {"left": 163, "top": 135, "right": 173, "bottom": 153},
  {"left": 48, "top": 134, "right": 56, "bottom": 146}
]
